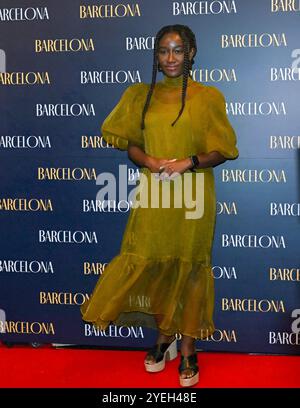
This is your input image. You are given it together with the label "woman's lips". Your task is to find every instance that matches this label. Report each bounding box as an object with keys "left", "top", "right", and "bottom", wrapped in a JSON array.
[{"left": 165, "top": 66, "right": 179, "bottom": 71}]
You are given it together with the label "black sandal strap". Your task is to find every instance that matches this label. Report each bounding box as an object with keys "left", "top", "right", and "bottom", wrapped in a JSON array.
[
  {"left": 146, "top": 341, "right": 174, "bottom": 363},
  {"left": 178, "top": 353, "right": 199, "bottom": 375}
]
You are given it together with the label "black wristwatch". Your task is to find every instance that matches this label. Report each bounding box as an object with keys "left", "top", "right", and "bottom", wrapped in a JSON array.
[{"left": 189, "top": 155, "right": 199, "bottom": 172}]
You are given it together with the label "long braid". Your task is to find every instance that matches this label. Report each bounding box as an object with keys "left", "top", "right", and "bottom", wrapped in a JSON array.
[
  {"left": 141, "top": 25, "right": 197, "bottom": 130},
  {"left": 141, "top": 38, "right": 159, "bottom": 130},
  {"left": 171, "top": 35, "right": 190, "bottom": 127}
]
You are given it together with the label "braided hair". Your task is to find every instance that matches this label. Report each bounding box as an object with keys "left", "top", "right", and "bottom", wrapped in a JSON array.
[{"left": 141, "top": 25, "right": 197, "bottom": 130}]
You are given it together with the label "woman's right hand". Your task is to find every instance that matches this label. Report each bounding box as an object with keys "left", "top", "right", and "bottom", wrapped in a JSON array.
[{"left": 146, "top": 156, "right": 176, "bottom": 173}]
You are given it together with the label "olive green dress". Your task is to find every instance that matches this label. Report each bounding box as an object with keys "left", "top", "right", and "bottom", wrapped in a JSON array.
[{"left": 81, "top": 73, "right": 238, "bottom": 339}]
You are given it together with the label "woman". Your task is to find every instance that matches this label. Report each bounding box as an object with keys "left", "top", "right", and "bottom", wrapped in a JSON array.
[{"left": 81, "top": 24, "right": 238, "bottom": 387}]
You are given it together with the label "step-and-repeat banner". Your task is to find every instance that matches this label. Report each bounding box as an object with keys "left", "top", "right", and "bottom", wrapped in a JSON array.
[{"left": 0, "top": 0, "right": 299, "bottom": 355}]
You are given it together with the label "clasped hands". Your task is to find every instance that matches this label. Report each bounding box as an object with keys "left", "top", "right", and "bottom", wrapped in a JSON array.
[{"left": 147, "top": 156, "right": 192, "bottom": 181}]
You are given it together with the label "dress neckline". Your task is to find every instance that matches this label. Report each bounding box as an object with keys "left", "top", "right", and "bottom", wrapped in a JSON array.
[{"left": 161, "top": 73, "right": 192, "bottom": 87}]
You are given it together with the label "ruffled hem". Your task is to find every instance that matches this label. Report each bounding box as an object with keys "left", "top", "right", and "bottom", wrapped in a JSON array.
[
  {"left": 81, "top": 252, "right": 215, "bottom": 340},
  {"left": 81, "top": 312, "right": 215, "bottom": 341}
]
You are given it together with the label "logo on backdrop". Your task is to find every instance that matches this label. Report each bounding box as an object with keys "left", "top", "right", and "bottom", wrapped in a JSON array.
[
  {"left": 222, "top": 169, "right": 287, "bottom": 182},
  {"left": 222, "top": 298, "right": 285, "bottom": 312},
  {"left": 0, "top": 260, "right": 54, "bottom": 274},
  {"left": 84, "top": 324, "right": 144, "bottom": 338},
  {"left": 216, "top": 201, "right": 237, "bottom": 215},
  {"left": 269, "top": 331, "right": 300, "bottom": 345},
  {"left": 270, "top": 67, "right": 300, "bottom": 81},
  {"left": 269, "top": 267, "right": 300, "bottom": 281},
  {"left": 0, "top": 198, "right": 53, "bottom": 211},
  {"left": 221, "top": 33, "right": 287, "bottom": 48},
  {"left": 212, "top": 266, "right": 238, "bottom": 279},
  {"left": 0, "top": 320, "right": 55, "bottom": 334},
  {"left": 271, "top": 0, "right": 300, "bottom": 12},
  {"left": 79, "top": 3, "right": 142, "bottom": 18},
  {"left": 36, "top": 104, "right": 95, "bottom": 117},
  {"left": 83, "top": 199, "right": 132, "bottom": 213},
  {"left": 270, "top": 202, "right": 300, "bottom": 216},
  {"left": 0, "top": 7, "right": 49, "bottom": 21},
  {"left": 126, "top": 36, "right": 154, "bottom": 50},
  {"left": 40, "top": 291, "right": 90, "bottom": 305},
  {"left": 270, "top": 135, "right": 300, "bottom": 149},
  {"left": 200, "top": 328, "right": 237, "bottom": 342},
  {"left": 221, "top": 235, "right": 286, "bottom": 248},
  {"left": 35, "top": 39, "right": 95, "bottom": 53},
  {"left": 39, "top": 230, "right": 98, "bottom": 244},
  {"left": 0, "top": 135, "right": 51, "bottom": 149},
  {"left": 83, "top": 262, "right": 107, "bottom": 276},
  {"left": 269, "top": 309, "right": 300, "bottom": 345},
  {"left": 226, "top": 101, "right": 287, "bottom": 115},
  {"left": 172, "top": 1, "right": 237, "bottom": 15},
  {"left": 0, "top": 72, "right": 50, "bottom": 85},
  {"left": 192, "top": 68, "right": 237, "bottom": 82},
  {"left": 81, "top": 70, "right": 141, "bottom": 84},
  {"left": 37, "top": 167, "right": 97, "bottom": 180},
  {"left": 81, "top": 135, "right": 114, "bottom": 149}
]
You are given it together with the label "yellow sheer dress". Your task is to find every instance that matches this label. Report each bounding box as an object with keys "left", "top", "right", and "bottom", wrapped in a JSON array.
[{"left": 80, "top": 73, "right": 238, "bottom": 339}]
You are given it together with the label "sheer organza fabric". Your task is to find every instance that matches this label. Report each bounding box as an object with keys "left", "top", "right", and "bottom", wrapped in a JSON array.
[{"left": 81, "top": 74, "right": 238, "bottom": 339}]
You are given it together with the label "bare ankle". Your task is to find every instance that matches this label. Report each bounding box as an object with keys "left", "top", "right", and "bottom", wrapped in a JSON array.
[{"left": 180, "top": 336, "right": 196, "bottom": 356}]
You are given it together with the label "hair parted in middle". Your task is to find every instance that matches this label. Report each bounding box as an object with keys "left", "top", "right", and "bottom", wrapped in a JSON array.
[{"left": 141, "top": 24, "right": 197, "bottom": 130}]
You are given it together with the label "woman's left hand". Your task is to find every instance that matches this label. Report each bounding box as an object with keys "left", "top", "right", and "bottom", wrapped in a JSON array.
[{"left": 157, "top": 158, "right": 192, "bottom": 180}]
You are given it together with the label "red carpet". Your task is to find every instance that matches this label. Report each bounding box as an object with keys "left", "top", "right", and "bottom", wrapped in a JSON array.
[{"left": 0, "top": 343, "right": 299, "bottom": 388}]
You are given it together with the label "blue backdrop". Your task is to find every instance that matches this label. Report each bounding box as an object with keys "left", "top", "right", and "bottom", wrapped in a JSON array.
[{"left": 0, "top": 0, "right": 299, "bottom": 355}]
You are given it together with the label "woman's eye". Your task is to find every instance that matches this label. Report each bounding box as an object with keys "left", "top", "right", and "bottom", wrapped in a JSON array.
[{"left": 158, "top": 48, "right": 183, "bottom": 56}]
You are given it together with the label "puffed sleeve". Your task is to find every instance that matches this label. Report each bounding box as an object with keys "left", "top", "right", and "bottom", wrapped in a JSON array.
[
  {"left": 101, "top": 84, "right": 145, "bottom": 151},
  {"left": 205, "top": 86, "right": 238, "bottom": 159}
]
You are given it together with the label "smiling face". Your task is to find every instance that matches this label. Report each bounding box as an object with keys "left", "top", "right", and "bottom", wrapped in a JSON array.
[{"left": 157, "top": 31, "right": 195, "bottom": 78}]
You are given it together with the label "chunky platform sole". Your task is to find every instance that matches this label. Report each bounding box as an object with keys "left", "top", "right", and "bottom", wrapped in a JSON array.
[
  {"left": 179, "top": 371, "right": 199, "bottom": 387},
  {"left": 144, "top": 338, "right": 177, "bottom": 373},
  {"left": 178, "top": 352, "right": 199, "bottom": 387}
]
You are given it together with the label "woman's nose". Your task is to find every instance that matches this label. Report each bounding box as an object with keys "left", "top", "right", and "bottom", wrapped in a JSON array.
[{"left": 167, "top": 52, "right": 175, "bottom": 62}]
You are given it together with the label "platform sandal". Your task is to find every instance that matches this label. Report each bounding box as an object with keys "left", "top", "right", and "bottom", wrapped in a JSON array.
[
  {"left": 178, "top": 352, "right": 199, "bottom": 387},
  {"left": 144, "top": 338, "right": 177, "bottom": 372}
]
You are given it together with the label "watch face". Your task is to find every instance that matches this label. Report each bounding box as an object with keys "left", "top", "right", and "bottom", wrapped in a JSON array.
[{"left": 192, "top": 155, "right": 199, "bottom": 165}]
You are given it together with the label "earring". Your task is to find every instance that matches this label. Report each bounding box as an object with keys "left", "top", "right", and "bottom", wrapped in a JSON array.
[{"left": 158, "top": 63, "right": 162, "bottom": 72}]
